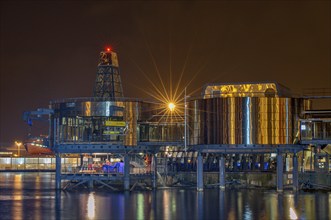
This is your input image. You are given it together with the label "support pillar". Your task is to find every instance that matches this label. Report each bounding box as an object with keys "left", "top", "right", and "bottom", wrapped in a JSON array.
[
  {"left": 326, "top": 154, "right": 330, "bottom": 173},
  {"left": 260, "top": 154, "right": 265, "bottom": 171},
  {"left": 88, "top": 180, "right": 94, "bottom": 189},
  {"left": 277, "top": 153, "right": 283, "bottom": 192},
  {"left": 292, "top": 153, "right": 299, "bottom": 191},
  {"left": 314, "top": 146, "right": 320, "bottom": 172},
  {"left": 80, "top": 154, "right": 83, "bottom": 167},
  {"left": 152, "top": 153, "right": 158, "bottom": 189},
  {"left": 124, "top": 154, "right": 130, "bottom": 191},
  {"left": 55, "top": 153, "right": 61, "bottom": 190},
  {"left": 197, "top": 152, "right": 203, "bottom": 191},
  {"left": 219, "top": 155, "right": 225, "bottom": 190},
  {"left": 252, "top": 155, "right": 257, "bottom": 170},
  {"left": 310, "top": 146, "right": 313, "bottom": 171}
]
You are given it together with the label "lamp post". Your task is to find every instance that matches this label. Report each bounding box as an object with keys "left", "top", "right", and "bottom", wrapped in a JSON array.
[
  {"left": 184, "top": 87, "right": 189, "bottom": 152},
  {"left": 184, "top": 87, "right": 187, "bottom": 152},
  {"left": 15, "top": 141, "right": 22, "bottom": 157}
]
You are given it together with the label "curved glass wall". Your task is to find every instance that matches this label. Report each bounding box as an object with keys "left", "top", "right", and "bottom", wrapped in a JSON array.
[{"left": 50, "top": 98, "right": 184, "bottom": 146}]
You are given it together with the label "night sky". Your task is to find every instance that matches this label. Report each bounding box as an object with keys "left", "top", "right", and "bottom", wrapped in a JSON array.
[{"left": 0, "top": 1, "right": 330, "bottom": 147}]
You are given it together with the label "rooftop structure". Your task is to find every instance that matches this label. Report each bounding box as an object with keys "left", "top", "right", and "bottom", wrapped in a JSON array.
[
  {"left": 203, "top": 82, "right": 292, "bottom": 98},
  {"left": 93, "top": 48, "right": 124, "bottom": 98}
]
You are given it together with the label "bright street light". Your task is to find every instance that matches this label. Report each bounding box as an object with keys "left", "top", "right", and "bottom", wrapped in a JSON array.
[
  {"left": 168, "top": 102, "right": 175, "bottom": 112},
  {"left": 15, "top": 141, "right": 22, "bottom": 157}
]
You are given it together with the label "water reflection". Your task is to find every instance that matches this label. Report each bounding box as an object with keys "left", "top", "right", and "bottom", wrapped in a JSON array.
[
  {"left": 12, "top": 174, "right": 23, "bottom": 220},
  {"left": 289, "top": 207, "right": 298, "bottom": 220},
  {"left": 0, "top": 173, "right": 330, "bottom": 220},
  {"left": 197, "top": 191, "right": 203, "bottom": 220},
  {"left": 285, "top": 194, "right": 298, "bottom": 219},
  {"left": 219, "top": 190, "right": 226, "bottom": 220},
  {"left": 87, "top": 192, "right": 95, "bottom": 219},
  {"left": 243, "top": 204, "right": 253, "bottom": 220},
  {"left": 277, "top": 193, "right": 284, "bottom": 219},
  {"left": 150, "top": 190, "right": 157, "bottom": 219},
  {"left": 136, "top": 194, "right": 144, "bottom": 220},
  {"left": 55, "top": 190, "right": 61, "bottom": 220}
]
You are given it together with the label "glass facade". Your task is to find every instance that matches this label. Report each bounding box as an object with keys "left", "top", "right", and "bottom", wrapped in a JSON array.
[
  {"left": 0, "top": 157, "right": 79, "bottom": 170},
  {"left": 139, "top": 123, "right": 184, "bottom": 142},
  {"left": 50, "top": 98, "right": 185, "bottom": 146},
  {"left": 300, "top": 120, "right": 331, "bottom": 141},
  {"left": 58, "top": 116, "right": 125, "bottom": 143}
]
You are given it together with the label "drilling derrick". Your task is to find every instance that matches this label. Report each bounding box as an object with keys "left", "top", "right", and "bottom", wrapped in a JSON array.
[{"left": 93, "top": 48, "right": 124, "bottom": 98}]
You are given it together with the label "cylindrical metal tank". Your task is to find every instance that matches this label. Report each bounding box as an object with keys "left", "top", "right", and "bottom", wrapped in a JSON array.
[{"left": 188, "top": 97, "right": 305, "bottom": 145}]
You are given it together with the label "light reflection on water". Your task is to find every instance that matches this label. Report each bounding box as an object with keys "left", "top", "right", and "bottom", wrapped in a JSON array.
[
  {"left": 87, "top": 192, "right": 95, "bottom": 219},
  {"left": 0, "top": 173, "right": 330, "bottom": 220},
  {"left": 12, "top": 174, "right": 23, "bottom": 220},
  {"left": 137, "top": 194, "right": 145, "bottom": 220}
]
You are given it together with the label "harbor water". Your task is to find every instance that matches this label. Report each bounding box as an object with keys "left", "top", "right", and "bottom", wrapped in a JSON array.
[{"left": 0, "top": 172, "right": 330, "bottom": 219}]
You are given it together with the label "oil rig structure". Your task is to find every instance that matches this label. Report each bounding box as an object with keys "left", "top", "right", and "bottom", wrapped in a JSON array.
[{"left": 23, "top": 48, "right": 331, "bottom": 191}]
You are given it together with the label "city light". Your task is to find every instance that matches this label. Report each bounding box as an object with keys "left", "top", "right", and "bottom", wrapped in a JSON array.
[
  {"left": 87, "top": 192, "right": 96, "bottom": 219},
  {"left": 15, "top": 141, "right": 22, "bottom": 157},
  {"left": 168, "top": 102, "right": 175, "bottom": 111},
  {"left": 289, "top": 207, "right": 298, "bottom": 219}
]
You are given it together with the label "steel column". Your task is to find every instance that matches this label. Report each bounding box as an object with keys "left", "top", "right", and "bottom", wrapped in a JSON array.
[
  {"left": 326, "top": 154, "right": 330, "bottom": 173},
  {"left": 88, "top": 180, "right": 94, "bottom": 189},
  {"left": 219, "top": 155, "right": 225, "bottom": 190},
  {"left": 152, "top": 153, "right": 157, "bottom": 189},
  {"left": 55, "top": 153, "right": 61, "bottom": 189},
  {"left": 124, "top": 154, "right": 130, "bottom": 191},
  {"left": 292, "top": 154, "right": 299, "bottom": 191},
  {"left": 197, "top": 152, "right": 203, "bottom": 191},
  {"left": 277, "top": 153, "right": 283, "bottom": 192},
  {"left": 314, "top": 146, "right": 320, "bottom": 172},
  {"left": 260, "top": 154, "right": 265, "bottom": 171},
  {"left": 80, "top": 154, "right": 83, "bottom": 167}
]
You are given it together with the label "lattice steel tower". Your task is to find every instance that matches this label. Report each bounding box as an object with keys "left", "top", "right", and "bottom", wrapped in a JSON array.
[{"left": 93, "top": 48, "right": 124, "bottom": 98}]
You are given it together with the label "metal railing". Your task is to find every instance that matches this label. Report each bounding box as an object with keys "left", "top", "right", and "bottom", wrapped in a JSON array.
[{"left": 300, "top": 119, "right": 331, "bottom": 141}]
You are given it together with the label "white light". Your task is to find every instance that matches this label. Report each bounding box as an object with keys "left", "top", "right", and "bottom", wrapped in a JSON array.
[
  {"left": 168, "top": 102, "right": 175, "bottom": 111},
  {"left": 289, "top": 207, "right": 298, "bottom": 219},
  {"left": 301, "top": 124, "right": 306, "bottom": 130},
  {"left": 87, "top": 192, "right": 95, "bottom": 219}
]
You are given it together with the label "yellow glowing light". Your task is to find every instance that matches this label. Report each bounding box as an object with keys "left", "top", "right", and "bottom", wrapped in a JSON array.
[
  {"left": 168, "top": 102, "right": 175, "bottom": 111},
  {"left": 15, "top": 141, "right": 22, "bottom": 157},
  {"left": 15, "top": 141, "right": 22, "bottom": 147}
]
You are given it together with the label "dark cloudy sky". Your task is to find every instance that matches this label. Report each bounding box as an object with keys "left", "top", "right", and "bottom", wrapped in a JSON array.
[{"left": 0, "top": 1, "right": 330, "bottom": 146}]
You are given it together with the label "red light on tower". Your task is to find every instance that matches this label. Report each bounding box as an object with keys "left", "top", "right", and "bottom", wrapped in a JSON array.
[{"left": 106, "top": 47, "right": 111, "bottom": 52}]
